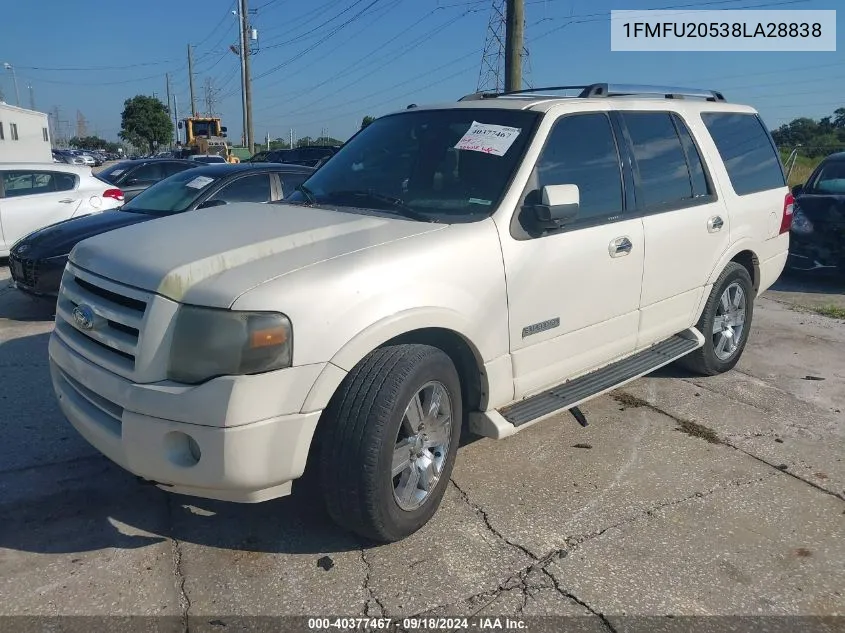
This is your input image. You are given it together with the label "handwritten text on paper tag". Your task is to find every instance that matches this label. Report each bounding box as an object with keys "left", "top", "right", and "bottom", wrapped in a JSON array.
[{"left": 454, "top": 121, "right": 522, "bottom": 156}]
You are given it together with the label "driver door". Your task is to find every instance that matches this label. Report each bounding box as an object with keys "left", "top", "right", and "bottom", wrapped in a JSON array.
[{"left": 498, "top": 112, "right": 645, "bottom": 399}]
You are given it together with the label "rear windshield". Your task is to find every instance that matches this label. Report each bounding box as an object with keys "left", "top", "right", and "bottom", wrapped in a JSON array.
[
  {"left": 122, "top": 169, "right": 220, "bottom": 215},
  {"left": 98, "top": 161, "right": 134, "bottom": 184},
  {"left": 701, "top": 112, "right": 785, "bottom": 196},
  {"left": 807, "top": 159, "right": 845, "bottom": 194}
]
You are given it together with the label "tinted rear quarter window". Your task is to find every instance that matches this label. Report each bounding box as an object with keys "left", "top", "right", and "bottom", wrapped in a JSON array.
[{"left": 701, "top": 112, "right": 785, "bottom": 195}]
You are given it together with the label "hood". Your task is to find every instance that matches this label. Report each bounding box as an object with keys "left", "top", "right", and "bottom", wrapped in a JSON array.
[
  {"left": 13, "top": 211, "right": 154, "bottom": 259},
  {"left": 70, "top": 202, "right": 446, "bottom": 307}
]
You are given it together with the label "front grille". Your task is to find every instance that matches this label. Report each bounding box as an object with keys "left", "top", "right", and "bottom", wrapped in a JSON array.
[{"left": 55, "top": 266, "right": 151, "bottom": 380}]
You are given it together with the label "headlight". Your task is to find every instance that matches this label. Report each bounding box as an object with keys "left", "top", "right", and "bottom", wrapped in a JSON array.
[
  {"left": 168, "top": 306, "right": 293, "bottom": 384},
  {"left": 791, "top": 207, "right": 814, "bottom": 235}
]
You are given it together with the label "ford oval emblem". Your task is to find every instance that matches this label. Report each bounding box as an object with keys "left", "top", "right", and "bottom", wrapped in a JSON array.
[{"left": 72, "top": 305, "right": 95, "bottom": 330}]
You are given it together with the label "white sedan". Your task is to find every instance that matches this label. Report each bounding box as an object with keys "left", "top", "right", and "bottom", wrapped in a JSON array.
[{"left": 0, "top": 163, "right": 124, "bottom": 256}]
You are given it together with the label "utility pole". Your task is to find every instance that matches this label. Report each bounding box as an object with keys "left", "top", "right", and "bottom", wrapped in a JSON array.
[
  {"left": 504, "top": 0, "right": 524, "bottom": 92},
  {"left": 187, "top": 44, "right": 197, "bottom": 116},
  {"left": 173, "top": 95, "right": 180, "bottom": 145},
  {"left": 166, "top": 73, "right": 173, "bottom": 148},
  {"left": 237, "top": 0, "right": 255, "bottom": 153},
  {"left": 3, "top": 63, "right": 20, "bottom": 107}
]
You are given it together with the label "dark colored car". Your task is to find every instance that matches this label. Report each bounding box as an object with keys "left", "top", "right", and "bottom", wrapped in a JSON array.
[
  {"left": 249, "top": 145, "right": 340, "bottom": 167},
  {"left": 788, "top": 152, "right": 845, "bottom": 274},
  {"left": 8, "top": 163, "right": 314, "bottom": 298},
  {"left": 97, "top": 158, "right": 200, "bottom": 202}
]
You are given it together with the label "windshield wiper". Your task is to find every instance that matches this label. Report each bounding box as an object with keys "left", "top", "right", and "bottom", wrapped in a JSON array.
[
  {"left": 325, "top": 189, "right": 434, "bottom": 222},
  {"left": 295, "top": 183, "right": 316, "bottom": 205}
]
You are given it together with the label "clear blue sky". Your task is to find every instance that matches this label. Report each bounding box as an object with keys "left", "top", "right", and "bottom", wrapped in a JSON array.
[{"left": 1, "top": 0, "right": 841, "bottom": 145}]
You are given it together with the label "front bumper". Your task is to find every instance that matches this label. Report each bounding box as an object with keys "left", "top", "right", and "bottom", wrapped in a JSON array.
[
  {"left": 7, "top": 252, "right": 65, "bottom": 297},
  {"left": 49, "top": 333, "right": 322, "bottom": 502},
  {"left": 787, "top": 230, "right": 844, "bottom": 274}
]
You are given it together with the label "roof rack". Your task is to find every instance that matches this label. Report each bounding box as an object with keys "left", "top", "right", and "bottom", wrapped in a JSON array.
[{"left": 459, "top": 83, "right": 726, "bottom": 103}]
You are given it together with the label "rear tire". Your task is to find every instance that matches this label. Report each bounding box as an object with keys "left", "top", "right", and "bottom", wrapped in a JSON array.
[
  {"left": 679, "top": 262, "right": 754, "bottom": 376},
  {"left": 319, "top": 344, "right": 462, "bottom": 542}
]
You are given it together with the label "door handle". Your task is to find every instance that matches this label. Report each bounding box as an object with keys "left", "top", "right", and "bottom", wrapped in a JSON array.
[
  {"left": 707, "top": 216, "right": 724, "bottom": 232},
  {"left": 609, "top": 236, "right": 633, "bottom": 257},
  {"left": 58, "top": 198, "right": 76, "bottom": 203}
]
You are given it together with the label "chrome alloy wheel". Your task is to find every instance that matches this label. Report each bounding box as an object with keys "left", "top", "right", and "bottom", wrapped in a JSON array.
[
  {"left": 392, "top": 381, "right": 453, "bottom": 511},
  {"left": 712, "top": 281, "right": 747, "bottom": 361}
]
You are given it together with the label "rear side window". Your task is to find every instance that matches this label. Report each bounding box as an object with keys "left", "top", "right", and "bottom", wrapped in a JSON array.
[
  {"left": 622, "top": 112, "right": 696, "bottom": 209},
  {"left": 279, "top": 173, "right": 308, "bottom": 198},
  {"left": 163, "top": 162, "right": 195, "bottom": 177},
  {"left": 701, "top": 112, "right": 785, "bottom": 195},
  {"left": 534, "top": 113, "right": 624, "bottom": 221},
  {"left": 1, "top": 171, "right": 76, "bottom": 197},
  {"left": 214, "top": 174, "right": 272, "bottom": 203},
  {"left": 128, "top": 163, "right": 164, "bottom": 184}
]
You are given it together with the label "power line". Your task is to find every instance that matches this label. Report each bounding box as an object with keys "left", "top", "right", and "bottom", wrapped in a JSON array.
[
  {"left": 259, "top": 0, "right": 377, "bottom": 50},
  {"left": 252, "top": 4, "right": 484, "bottom": 112}
]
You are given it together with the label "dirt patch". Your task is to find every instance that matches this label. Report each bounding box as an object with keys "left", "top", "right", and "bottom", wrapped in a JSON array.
[
  {"left": 674, "top": 418, "right": 723, "bottom": 445},
  {"left": 612, "top": 392, "right": 649, "bottom": 409}
]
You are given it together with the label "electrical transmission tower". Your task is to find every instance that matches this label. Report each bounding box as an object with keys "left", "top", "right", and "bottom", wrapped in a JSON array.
[
  {"left": 477, "top": 0, "right": 532, "bottom": 93},
  {"left": 76, "top": 110, "right": 88, "bottom": 138},
  {"left": 203, "top": 77, "right": 221, "bottom": 117}
]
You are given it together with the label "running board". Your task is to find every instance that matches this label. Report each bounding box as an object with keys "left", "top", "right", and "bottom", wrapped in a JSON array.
[{"left": 469, "top": 329, "right": 703, "bottom": 438}]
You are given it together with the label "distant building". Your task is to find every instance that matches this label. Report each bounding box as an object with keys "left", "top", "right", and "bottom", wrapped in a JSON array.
[{"left": 0, "top": 102, "right": 52, "bottom": 163}]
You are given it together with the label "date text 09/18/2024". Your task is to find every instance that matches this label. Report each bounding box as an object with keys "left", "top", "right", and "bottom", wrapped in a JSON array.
[{"left": 307, "top": 617, "right": 528, "bottom": 631}]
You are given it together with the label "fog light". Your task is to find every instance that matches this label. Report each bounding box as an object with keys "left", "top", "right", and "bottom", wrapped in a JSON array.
[{"left": 164, "top": 431, "right": 201, "bottom": 467}]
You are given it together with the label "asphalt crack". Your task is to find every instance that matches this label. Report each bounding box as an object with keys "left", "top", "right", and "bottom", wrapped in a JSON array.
[
  {"left": 613, "top": 391, "right": 845, "bottom": 503},
  {"left": 360, "top": 547, "right": 386, "bottom": 617},
  {"left": 450, "top": 478, "right": 538, "bottom": 561},
  {"left": 542, "top": 568, "right": 617, "bottom": 633},
  {"left": 167, "top": 498, "right": 191, "bottom": 632}
]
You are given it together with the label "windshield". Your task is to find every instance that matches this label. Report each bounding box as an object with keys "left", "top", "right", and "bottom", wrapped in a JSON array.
[
  {"left": 122, "top": 169, "right": 220, "bottom": 215},
  {"left": 98, "top": 161, "right": 134, "bottom": 184},
  {"left": 191, "top": 120, "right": 219, "bottom": 138},
  {"left": 285, "top": 108, "right": 539, "bottom": 222},
  {"left": 807, "top": 159, "right": 845, "bottom": 194}
]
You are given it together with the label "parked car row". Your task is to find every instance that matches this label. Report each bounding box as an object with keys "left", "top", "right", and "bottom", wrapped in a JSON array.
[
  {"left": 52, "top": 149, "right": 120, "bottom": 166},
  {"left": 6, "top": 162, "right": 313, "bottom": 296}
]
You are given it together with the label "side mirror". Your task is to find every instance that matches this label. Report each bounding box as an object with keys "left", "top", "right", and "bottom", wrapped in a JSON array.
[
  {"left": 529, "top": 184, "right": 580, "bottom": 228},
  {"left": 197, "top": 199, "right": 228, "bottom": 209},
  {"left": 791, "top": 183, "right": 804, "bottom": 196}
]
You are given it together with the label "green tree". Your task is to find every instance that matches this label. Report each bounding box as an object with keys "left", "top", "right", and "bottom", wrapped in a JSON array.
[
  {"left": 834, "top": 107, "right": 845, "bottom": 128},
  {"left": 119, "top": 95, "right": 172, "bottom": 154},
  {"left": 69, "top": 135, "right": 120, "bottom": 152},
  {"left": 360, "top": 115, "right": 375, "bottom": 129}
]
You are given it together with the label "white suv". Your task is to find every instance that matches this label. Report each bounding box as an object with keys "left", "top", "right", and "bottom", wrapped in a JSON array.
[{"left": 47, "top": 84, "right": 790, "bottom": 542}]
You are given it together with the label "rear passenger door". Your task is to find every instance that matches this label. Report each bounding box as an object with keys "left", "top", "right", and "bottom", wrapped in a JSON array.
[
  {"left": 617, "top": 110, "right": 729, "bottom": 348},
  {"left": 0, "top": 170, "right": 81, "bottom": 250},
  {"left": 502, "top": 112, "right": 645, "bottom": 398}
]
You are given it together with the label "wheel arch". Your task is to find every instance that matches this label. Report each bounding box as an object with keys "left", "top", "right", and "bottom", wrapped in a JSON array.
[
  {"left": 694, "top": 242, "right": 760, "bottom": 323},
  {"left": 301, "top": 308, "right": 491, "bottom": 415}
]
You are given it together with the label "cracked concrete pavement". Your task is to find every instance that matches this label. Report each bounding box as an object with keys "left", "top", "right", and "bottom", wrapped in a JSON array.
[{"left": 1, "top": 265, "right": 843, "bottom": 627}]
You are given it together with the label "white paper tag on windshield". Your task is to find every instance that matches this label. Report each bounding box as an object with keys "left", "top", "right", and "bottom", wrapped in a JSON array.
[
  {"left": 455, "top": 121, "right": 521, "bottom": 156},
  {"left": 111, "top": 169, "right": 124, "bottom": 176},
  {"left": 186, "top": 175, "right": 214, "bottom": 189}
]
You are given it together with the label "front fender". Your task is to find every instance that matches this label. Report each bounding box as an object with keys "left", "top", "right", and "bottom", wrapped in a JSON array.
[{"left": 300, "top": 307, "right": 486, "bottom": 413}]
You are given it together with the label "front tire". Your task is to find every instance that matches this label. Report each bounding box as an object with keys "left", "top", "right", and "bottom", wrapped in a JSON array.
[
  {"left": 319, "top": 344, "right": 462, "bottom": 542},
  {"left": 679, "top": 262, "right": 754, "bottom": 376}
]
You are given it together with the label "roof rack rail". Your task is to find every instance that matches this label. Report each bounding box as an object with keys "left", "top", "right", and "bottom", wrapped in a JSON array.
[{"left": 459, "top": 83, "right": 726, "bottom": 102}]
